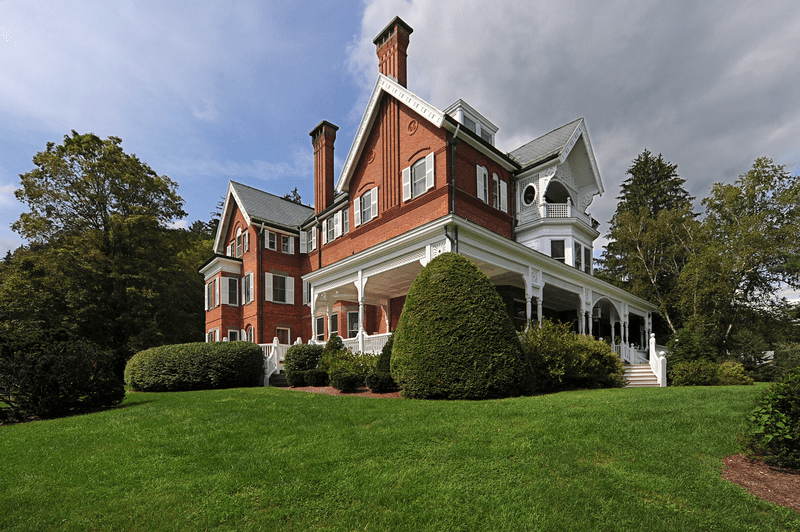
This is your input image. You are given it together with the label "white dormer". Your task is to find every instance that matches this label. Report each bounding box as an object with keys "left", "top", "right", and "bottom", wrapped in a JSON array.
[{"left": 444, "top": 99, "right": 499, "bottom": 146}]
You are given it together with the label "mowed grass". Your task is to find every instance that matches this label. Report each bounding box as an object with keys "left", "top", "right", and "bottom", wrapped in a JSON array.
[{"left": 1, "top": 385, "right": 798, "bottom": 531}]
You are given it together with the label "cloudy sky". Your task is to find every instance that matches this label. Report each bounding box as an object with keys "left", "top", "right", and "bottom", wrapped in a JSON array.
[{"left": 2, "top": 0, "right": 798, "bottom": 264}]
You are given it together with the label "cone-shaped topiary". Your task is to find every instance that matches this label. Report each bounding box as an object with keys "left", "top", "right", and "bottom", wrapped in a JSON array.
[{"left": 391, "top": 252, "right": 530, "bottom": 399}]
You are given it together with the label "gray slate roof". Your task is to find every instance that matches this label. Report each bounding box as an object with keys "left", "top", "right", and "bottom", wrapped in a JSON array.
[
  {"left": 230, "top": 181, "right": 313, "bottom": 229},
  {"left": 508, "top": 118, "right": 583, "bottom": 169}
]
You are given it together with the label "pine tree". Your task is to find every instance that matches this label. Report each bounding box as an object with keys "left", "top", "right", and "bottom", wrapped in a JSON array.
[{"left": 600, "top": 150, "right": 697, "bottom": 334}]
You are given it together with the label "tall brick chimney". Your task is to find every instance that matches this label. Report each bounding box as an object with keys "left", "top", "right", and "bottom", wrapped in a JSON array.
[
  {"left": 310, "top": 121, "right": 338, "bottom": 215},
  {"left": 374, "top": 16, "right": 413, "bottom": 88}
]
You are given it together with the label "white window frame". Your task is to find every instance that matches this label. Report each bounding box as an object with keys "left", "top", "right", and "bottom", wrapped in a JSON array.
[
  {"left": 327, "top": 216, "right": 335, "bottom": 243},
  {"left": 281, "top": 235, "right": 294, "bottom": 255},
  {"left": 300, "top": 230, "right": 308, "bottom": 254},
  {"left": 206, "top": 329, "right": 218, "bottom": 343},
  {"left": 551, "top": 240, "right": 566, "bottom": 263},
  {"left": 316, "top": 316, "right": 325, "bottom": 342},
  {"left": 347, "top": 311, "right": 359, "bottom": 339},
  {"left": 584, "top": 247, "right": 592, "bottom": 274},
  {"left": 236, "top": 228, "right": 243, "bottom": 258},
  {"left": 492, "top": 174, "right": 500, "bottom": 209},
  {"left": 241, "top": 272, "right": 254, "bottom": 305},
  {"left": 265, "top": 273, "right": 294, "bottom": 304},
  {"left": 476, "top": 165, "right": 489, "bottom": 203},
  {"left": 266, "top": 231, "right": 277, "bottom": 251},
  {"left": 311, "top": 226, "right": 317, "bottom": 250},
  {"left": 222, "top": 277, "right": 238, "bottom": 306},
  {"left": 574, "top": 242, "right": 583, "bottom": 271},
  {"left": 354, "top": 187, "right": 378, "bottom": 227},
  {"left": 205, "top": 278, "right": 219, "bottom": 310},
  {"left": 402, "top": 152, "right": 434, "bottom": 202},
  {"left": 330, "top": 313, "right": 339, "bottom": 336},
  {"left": 228, "top": 329, "right": 240, "bottom": 342},
  {"left": 276, "top": 327, "right": 290, "bottom": 345}
]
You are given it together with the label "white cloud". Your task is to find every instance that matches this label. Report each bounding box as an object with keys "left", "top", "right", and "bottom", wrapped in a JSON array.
[{"left": 352, "top": 0, "right": 800, "bottom": 232}]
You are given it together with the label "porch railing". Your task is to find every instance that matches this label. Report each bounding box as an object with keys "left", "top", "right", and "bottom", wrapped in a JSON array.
[
  {"left": 541, "top": 201, "right": 594, "bottom": 228},
  {"left": 340, "top": 332, "right": 391, "bottom": 354}
]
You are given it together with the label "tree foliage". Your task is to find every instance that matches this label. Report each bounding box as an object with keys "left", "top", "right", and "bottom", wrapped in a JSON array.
[
  {"left": 600, "top": 150, "right": 697, "bottom": 334},
  {"left": 1, "top": 132, "right": 211, "bottom": 375}
]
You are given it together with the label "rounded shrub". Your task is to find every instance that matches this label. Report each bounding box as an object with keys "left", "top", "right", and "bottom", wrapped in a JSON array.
[
  {"left": 125, "top": 341, "right": 263, "bottom": 392},
  {"left": 740, "top": 368, "right": 800, "bottom": 469},
  {"left": 714, "top": 361, "right": 754, "bottom": 386},
  {"left": 305, "top": 368, "right": 329, "bottom": 387},
  {"left": 284, "top": 343, "right": 324, "bottom": 387},
  {"left": 0, "top": 339, "right": 124, "bottom": 418},
  {"left": 391, "top": 252, "right": 529, "bottom": 400}
]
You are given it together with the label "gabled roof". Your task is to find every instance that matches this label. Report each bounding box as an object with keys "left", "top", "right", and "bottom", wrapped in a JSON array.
[
  {"left": 213, "top": 181, "right": 314, "bottom": 254},
  {"left": 508, "top": 117, "right": 604, "bottom": 194},
  {"left": 508, "top": 118, "right": 584, "bottom": 168},
  {"left": 336, "top": 74, "right": 445, "bottom": 193}
]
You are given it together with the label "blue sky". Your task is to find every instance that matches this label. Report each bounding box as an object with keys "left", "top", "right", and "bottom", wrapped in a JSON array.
[{"left": 2, "top": 0, "right": 799, "bottom": 302}]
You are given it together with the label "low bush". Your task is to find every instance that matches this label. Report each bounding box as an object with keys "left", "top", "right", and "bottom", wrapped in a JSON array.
[
  {"left": 518, "top": 320, "right": 624, "bottom": 392},
  {"left": 669, "top": 360, "right": 718, "bottom": 386},
  {"left": 366, "top": 371, "right": 397, "bottom": 393},
  {"left": 320, "top": 349, "right": 378, "bottom": 380},
  {"left": 125, "top": 342, "right": 263, "bottom": 392},
  {"left": 330, "top": 370, "right": 364, "bottom": 393},
  {"left": 286, "top": 370, "right": 307, "bottom": 387},
  {"left": 740, "top": 368, "right": 800, "bottom": 469},
  {"left": 670, "top": 360, "right": 755, "bottom": 386},
  {"left": 0, "top": 339, "right": 124, "bottom": 418},
  {"left": 715, "top": 361, "right": 754, "bottom": 386},
  {"left": 376, "top": 333, "right": 393, "bottom": 373},
  {"left": 305, "top": 368, "right": 329, "bottom": 387},
  {"left": 284, "top": 344, "right": 324, "bottom": 387}
]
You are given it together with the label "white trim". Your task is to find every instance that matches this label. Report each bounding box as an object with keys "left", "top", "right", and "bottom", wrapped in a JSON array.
[
  {"left": 337, "top": 74, "right": 445, "bottom": 194},
  {"left": 425, "top": 152, "right": 435, "bottom": 191}
]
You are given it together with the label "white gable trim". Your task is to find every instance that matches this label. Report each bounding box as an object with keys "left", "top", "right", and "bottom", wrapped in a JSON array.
[
  {"left": 557, "top": 119, "right": 604, "bottom": 196},
  {"left": 336, "top": 74, "right": 445, "bottom": 194},
  {"left": 213, "top": 182, "right": 253, "bottom": 254}
]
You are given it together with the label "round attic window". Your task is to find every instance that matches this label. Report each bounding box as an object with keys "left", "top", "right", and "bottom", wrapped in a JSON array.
[{"left": 523, "top": 184, "right": 537, "bottom": 206}]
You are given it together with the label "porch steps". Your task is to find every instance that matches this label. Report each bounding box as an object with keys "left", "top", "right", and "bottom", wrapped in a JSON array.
[
  {"left": 268, "top": 370, "right": 288, "bottom": 388},
  {"left": 624, "top": 364, "right": 659, "bottom": 388}
]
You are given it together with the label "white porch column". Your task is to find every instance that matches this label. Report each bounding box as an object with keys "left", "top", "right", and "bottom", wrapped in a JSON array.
[
  {"left": 355, "top": 271, "right": 368, "bottom": 353},
  {"left": 537, "top": 297, "right": 543, "bottom": 327},
  {"left": 310, "top": 289, "right": 317, "bottom": 343}
]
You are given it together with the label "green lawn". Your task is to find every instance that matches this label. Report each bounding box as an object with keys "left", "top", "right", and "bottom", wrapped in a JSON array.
[{"left": 1, "top": 385, "right": 797, "bottom": 531}]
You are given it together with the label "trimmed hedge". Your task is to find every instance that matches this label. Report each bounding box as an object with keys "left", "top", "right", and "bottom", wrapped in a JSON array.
[
  {"left": 391, "top": 252, "right": 529, "bottom": 400},
  {"left": 330, "top": 370, "right": 364, "bottom": 393},
  {"left": 0, "top": 339, "right": 124, "bottom": 418},
  {"left": 125, "top": 341, "right": 263, "bottom": 392},
  {"left": 366, "top": 371, "right": 397, "bottom": 393}
]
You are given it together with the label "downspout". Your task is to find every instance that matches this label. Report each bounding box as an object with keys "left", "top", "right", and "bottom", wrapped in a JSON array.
[
  {"left": 446, "top": 124, "right": 460, "bottom": 254},
  {"left": 258, "top": 223, "right": 265, "bottom": 344}
]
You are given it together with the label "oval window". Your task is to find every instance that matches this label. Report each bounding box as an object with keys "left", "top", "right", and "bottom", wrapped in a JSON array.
[{"left": 523, "top": 184, "right": 537, "bottom": 206}]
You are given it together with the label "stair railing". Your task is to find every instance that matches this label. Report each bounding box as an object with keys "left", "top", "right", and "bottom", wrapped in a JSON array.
[
  {"left": 648, "top": 333, "right": 667, "bottom": 387},
  {"left": 262, "top": 338, "right": 280, "bottom": 386}
]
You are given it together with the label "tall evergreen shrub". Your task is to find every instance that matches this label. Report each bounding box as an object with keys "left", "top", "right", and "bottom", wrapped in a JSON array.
[{"left": 391, "top": 252, "right": 529, "bottom": 399}]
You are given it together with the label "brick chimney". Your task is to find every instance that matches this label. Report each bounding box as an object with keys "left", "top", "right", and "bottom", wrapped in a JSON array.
[
  {"left": 310, "top": 121, "right": 338, "bottom": 215},
  {"left": 373, "top": 16, "right": 413, "bottom": 88}
]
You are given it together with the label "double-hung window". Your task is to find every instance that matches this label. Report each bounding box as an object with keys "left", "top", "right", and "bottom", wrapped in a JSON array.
[
  {"left": 281, "top": 235, "right": 294, "bottom": 255},
  {"left": 228, "top": 329, "right": 239, "bottom": 342},
  {"left": 330, "top": 314, "right": 338, "bottom": 336},
  {"left": 575, "top": 242, "right": 583, "bottom": 271},
  {"left": 402, "top": 153, "right": 434, "bottom": 201},
  {"left": 221, "top": 277, "right": 238, "bottom": 306},
  {"left": 353, "top": 187, "right": 378, "bottom": 227},
  {"left": 241, "top": 272, "right": 254, "bottom": 305},
  {"left": 316, "top": 317, "right": 325, "bottom": 342},
  {"left": 205, "top": 279, "right": 218, "bottom": 310},
  {"left": 551, "top": 240, "right": 565, "bottom": 263},
  {"left": 476, "top": 166, "right": 507, "bottom": 212},
  {"left": 584, "top": 247, "right": 592, "bottom": 274},
  {"left": 266, "top": 231, "right": 277, "bottom": 251},
  {"left": 265, "top": 273, "right": 294, "bottom": 304},
  {"left": 477, "top": 165, "right": 489, "bottom": 203},
  {"left": 347, "top": 311, "right": 359, "bottom": 338}
]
